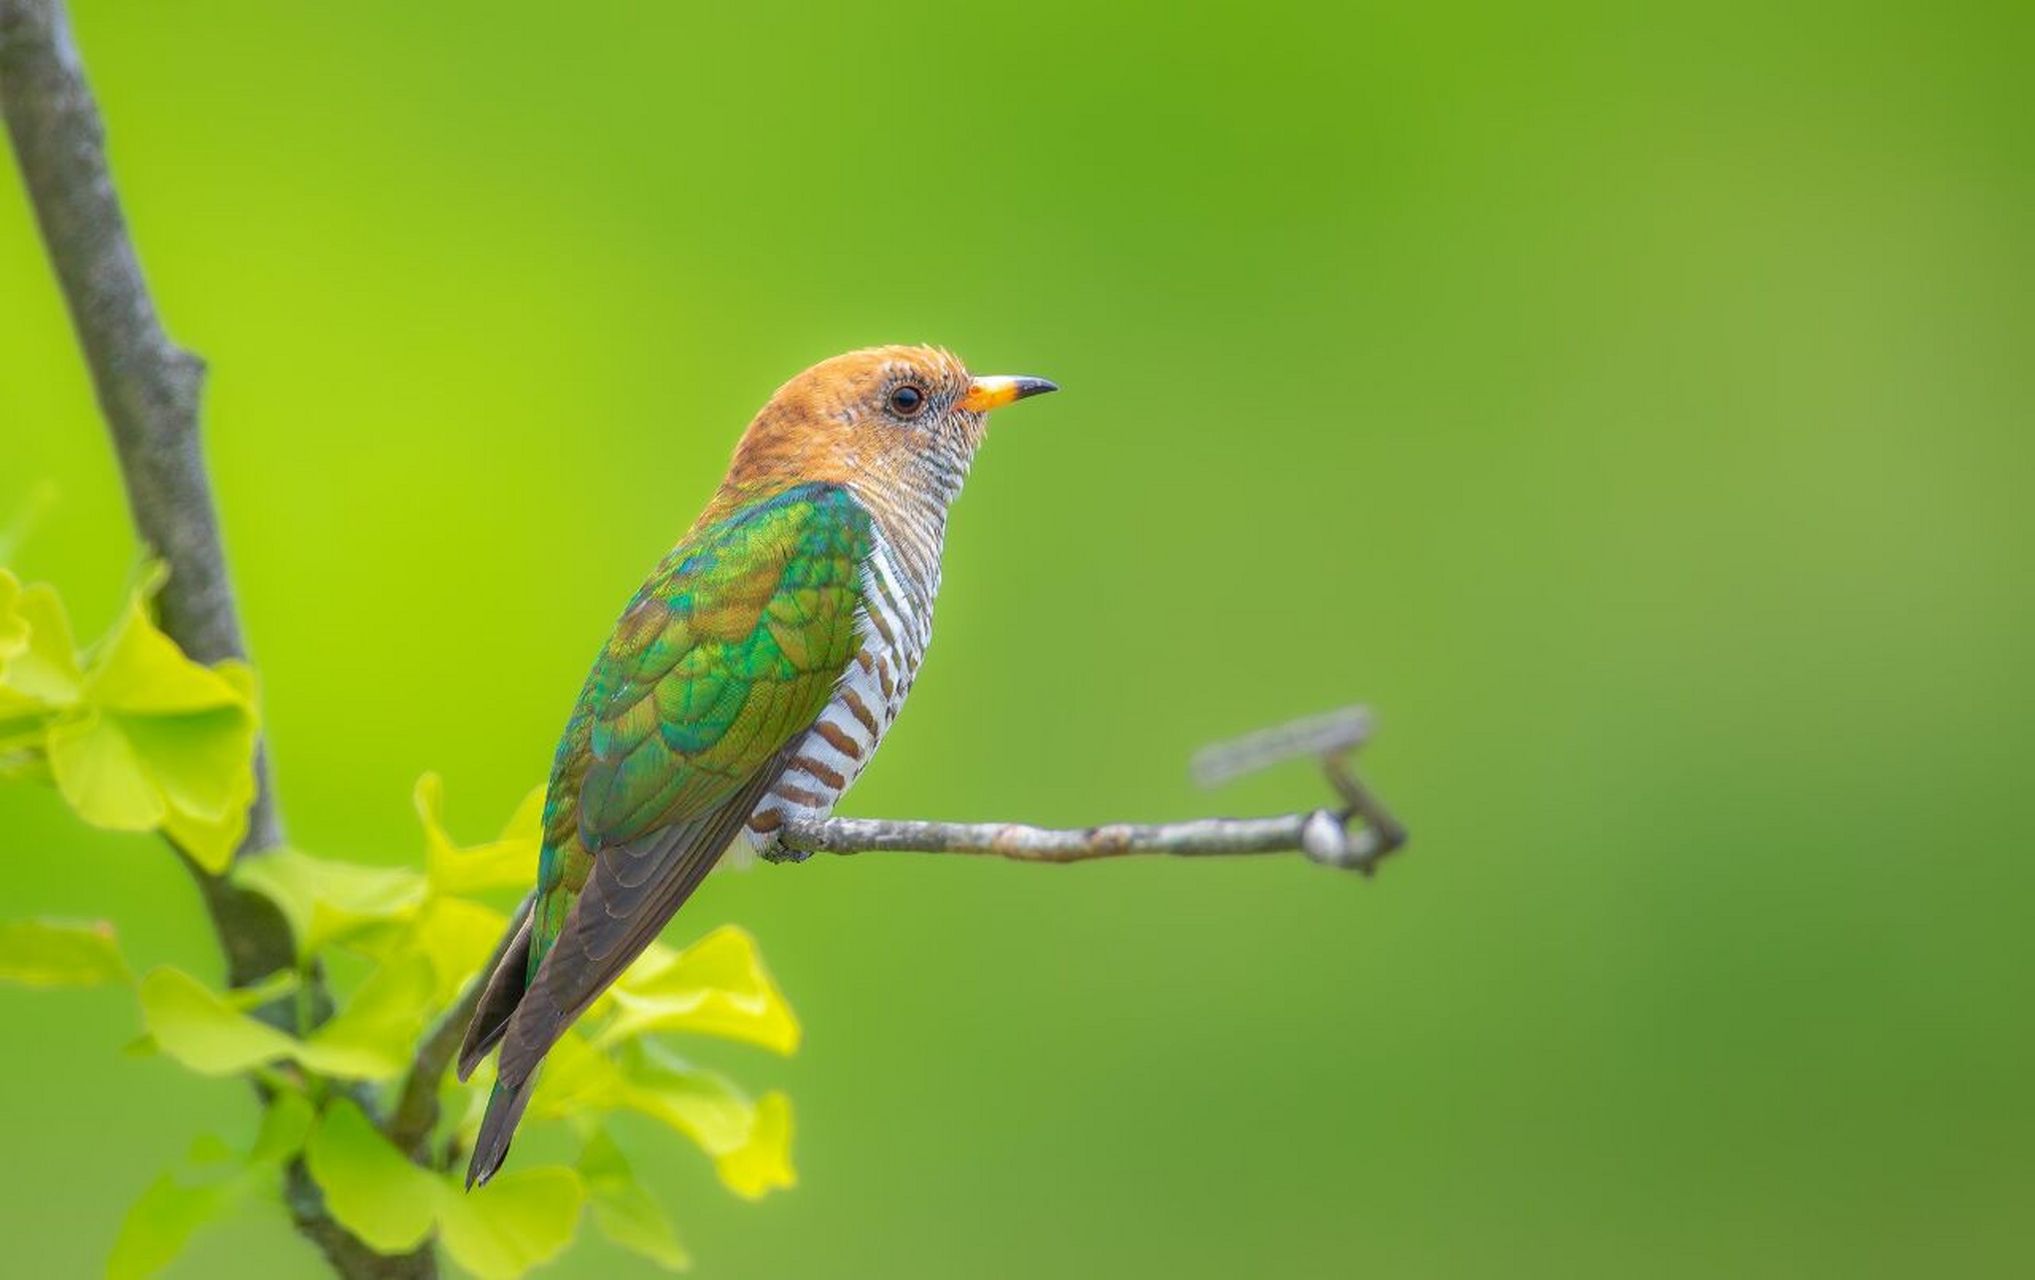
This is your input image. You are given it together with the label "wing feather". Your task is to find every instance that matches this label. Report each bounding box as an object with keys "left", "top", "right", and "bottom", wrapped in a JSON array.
[
  {"left": 494, "top": 745, "right": 797, "bottom": 1088},
  {"left": 481, "top": 482, "right": 873, "bottom": 1093}
]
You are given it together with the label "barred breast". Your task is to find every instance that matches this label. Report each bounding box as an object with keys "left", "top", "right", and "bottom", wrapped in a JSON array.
[{"left": 741, "top": 524, "right": 937, "bottom": 852}]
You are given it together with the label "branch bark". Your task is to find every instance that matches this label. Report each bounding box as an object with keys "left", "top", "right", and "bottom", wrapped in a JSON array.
[
  {"left": 773, "top": 705, "right": 1407, "bottom": 874},
  {"left": 780, "top": 807, "right": 1398, "bottom": 870},
  {"left": 1, "top": 3, "right": 429, "bottom": 1275}
]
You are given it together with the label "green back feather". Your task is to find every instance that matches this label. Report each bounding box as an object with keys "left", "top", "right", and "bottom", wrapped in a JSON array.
[{"left": 529, "top": 483, "right": 872, "bottom": 971}]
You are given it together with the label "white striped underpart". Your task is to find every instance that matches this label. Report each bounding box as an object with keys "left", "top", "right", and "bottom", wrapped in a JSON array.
[{"left": 738, "top": 501, "right": 946, "bottom": 856}]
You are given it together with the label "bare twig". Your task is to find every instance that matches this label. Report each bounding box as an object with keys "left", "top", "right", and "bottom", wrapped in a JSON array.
[
  {"left": 1190, "top": 705, "right": 1373, "bottom": 788},
  {"left": 776, "top": 705, "right": 1408, "bottom": 875},
  {"left": 781, "top": 808, "right": 1394, "bottom": 869}
]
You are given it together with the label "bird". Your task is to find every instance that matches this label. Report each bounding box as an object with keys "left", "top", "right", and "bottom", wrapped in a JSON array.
[{"left": 456, "top": 345, "right": 1056, "bottom": 1186}]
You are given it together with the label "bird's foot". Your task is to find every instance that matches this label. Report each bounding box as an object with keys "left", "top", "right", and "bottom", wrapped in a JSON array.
[{"left": 759, "top": 836, "right": 811, "bottom": 865}]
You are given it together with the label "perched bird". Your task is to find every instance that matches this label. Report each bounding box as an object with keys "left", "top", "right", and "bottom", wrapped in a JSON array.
[{"left": 457, "top": 345, "right": 1056, "bottom": 1186}]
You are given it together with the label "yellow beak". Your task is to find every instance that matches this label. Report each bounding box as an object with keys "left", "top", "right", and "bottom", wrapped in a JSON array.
[{"left": 959, "top": 375, "right": 1059, "bottom": 413}]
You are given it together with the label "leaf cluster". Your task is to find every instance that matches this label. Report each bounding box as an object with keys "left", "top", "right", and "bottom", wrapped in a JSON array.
[{"left": 0, "top": 568, "right": 800, "bottom": 1277}]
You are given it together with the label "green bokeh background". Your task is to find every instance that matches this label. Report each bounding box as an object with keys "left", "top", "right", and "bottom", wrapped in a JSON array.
[{"left": 4, "top": 0, "right": 2030, "bottom": 1275}]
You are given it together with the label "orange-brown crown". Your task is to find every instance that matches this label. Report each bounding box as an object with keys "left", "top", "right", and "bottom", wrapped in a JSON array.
[{"left": 697, "top": 345, "right": 1054, "bottom": 534}]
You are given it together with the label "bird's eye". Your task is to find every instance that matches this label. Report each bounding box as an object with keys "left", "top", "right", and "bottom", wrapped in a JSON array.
[{"left": 888, "top": 384, "right": 926, "bottom": 417}]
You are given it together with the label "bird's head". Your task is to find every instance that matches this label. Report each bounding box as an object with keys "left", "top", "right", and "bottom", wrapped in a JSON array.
[{"left": 714, "top": 345, "right": 1056, "bottom": 523}]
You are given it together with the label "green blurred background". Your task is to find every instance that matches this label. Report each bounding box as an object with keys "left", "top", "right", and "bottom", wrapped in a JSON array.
[{"left": 4, "top": 0, "right": 2031, "bottom": 1275}]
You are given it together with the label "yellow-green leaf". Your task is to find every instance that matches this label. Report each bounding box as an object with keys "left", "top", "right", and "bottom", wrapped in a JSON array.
[
  {"left": 304, "top": 1099, "right": 439, "bottom": 1253},
  {"left": 581, "top": 1128, "right": 689, "bottom": 1271},
  {"left": 527, "top": 1029, "right": 628, "bottom": 1122},
  {"left": 416, "top": 773, "right": 545, "bottom": 895},
  {"left": 8, "top": 579, "right": 83, "bottom": 704},
  {"left": 612, "top": 1044, "right": 756, "bottom": 1160},
  {"left": 224, "top": 968, "right": 302, "bottom": 1013},
  {"left": 159, "top": 795, "right": 249, "bottom": 873},
  {"left": 250, "top": 1092, "right": 317, "bottom": 1166},
  {"left": 576, "top": 1047, "right": 797, "bottom": 1199},
  {"left": 436, "top": 1166, "right": 585, "bottom": 1280},
  {"left": 715, "top": 1091, "right": 796, "bottom": 1200},
  {"left": 155, "top": 660, "right": 257, "bottom": 869},
  {"left": 0, "top": 917, "right": 129, "bottom": 987},
  {"left": 106, "top": 1172, "right": 239, "bottom": 1280},
  {"left": 137, "top": 966, "right": 299, "bottom": 1076},
  {"left": 106, "top": 1092, "right": 311, "bottom": 1280},
  {"left": 42, "top": 589, "right": 260, "bottom": 870},
  {"left": 46, "top": 708, "right": 166, "bottom": 831},
  {"left": 352, "top": 894, "right": 509, "bottom": 1007},
  {"left": 0, "top": 569, "right": 27, "bottom": 664},
  {"left": 299, "top": 954, "right": 437, "bottom": 1080},
  {"left": 85, "top": 590, "right": 248, "bottom": 714},
  {"left": 599, "top": 925, "right": 799, "bottom": 1055},
  {"left": 235, "top": 847, "right": 429, "bottom": 959},
  {"left": 119, "top": 698, "right": 254, "bottom": 824},
  {"left": 2, "top": 578, "right": 81, "bottom": 755}
]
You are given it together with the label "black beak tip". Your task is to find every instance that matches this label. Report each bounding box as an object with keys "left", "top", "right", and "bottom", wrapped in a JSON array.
[{"left": 1016, "top": 377, "right": 1059, "bottom": 400}]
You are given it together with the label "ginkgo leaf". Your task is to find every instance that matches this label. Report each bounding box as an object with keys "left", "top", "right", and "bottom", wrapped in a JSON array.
[
  {"left": 155, "top": 661, "right": 258, "bottom": 868},
  {"left": 119, "top": 970, "right": 300, "bottom": 1063},
  {"left": 249, "top": 1092, "right": 317, "bottom": 1166},
  {"left": 416, "top": 773, "right": 545, "bottom": 895},
  {"left": 351, "top": 893, "right": 507, "bottom": 1006},
  {"left": 46, "top": 708, "right": 166, "bottom": 831},
  {"left": 304, "top": 1098, "right": 439, "bottom": 1253},
  {"left": 85, "top": 589, "right": 248, "bottom": 714},
  {"left": 306, "top": 1102, "right": 589, "bottom": 1280},
  {"left": 581, "top": 1128, "right": 690, "bottom": 1271},
  {"left": 40, "top": 586, "right": 259, "bottom": 870},
  {"left": 137, "top": 967, "right": 300, "bottom": 1076},
  {"left": 714, "top": 1091, "right": 796, "bottom": 1200},
  {"left": 0, "top": 578, "right": 81, "bottom": 706},
  {"left": 158, "top": 793, "right": 250, "bottom": 871},
  {"left": 106, "top": 1171, "right": 241, "bottom": 1280},
  {"left": 612, "top": 1044, "right": 757, "bottom": 1160},
  {"left": 599, "top": 925, "right": 800, "bottom": 1055},
  {"left": 606, "top": 1044, "right": 796, "bottom": 1198},
  {"left": 0, "top": 570, "right": 25, "bottom": 656},
  {"left": 235, "top": 847, "right": 429, "bottom": 959},
  {"left": 435, "top": 1166, "right": 585, "bottom": 1280},
  {"left": 138, "top": 961, "right": 431, "bottom": 1082},
  {"left": 301, "top": 954, "right": 437, "bottom": 1080},
  {"left": 106, "top": 1091, "right": 316, "bottom": 1280},
  {"left": 0, "top": 917, "right": 129, "bottom": 987},
  {"left": 527, "top": 1029, "right": 628, "bottom": 1122}
]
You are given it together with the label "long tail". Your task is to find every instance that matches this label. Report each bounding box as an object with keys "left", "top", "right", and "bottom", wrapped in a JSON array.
[
  {"left": 467, "top": 1078, "right": 534, "bottom": 1189},
  {"left": 458, "top": 908, "right": 534, "bottom": 1082},
  {"left": 459, "top": 904, "right": 538, "bottom": 1188}
]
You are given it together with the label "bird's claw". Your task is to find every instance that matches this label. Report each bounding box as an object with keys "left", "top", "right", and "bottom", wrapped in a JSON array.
[{"left": 759, "top": 837, "right": 811, "bottom": 865}]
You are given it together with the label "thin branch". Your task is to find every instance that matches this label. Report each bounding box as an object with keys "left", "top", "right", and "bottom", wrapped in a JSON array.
[
  {"left": 387, "top": 892, "right": 534, "bottom": 1160},
  {"left": 1, "top": 4, "right": 427, "bottom": 1276},
  {"left": 780, "top": 807, "right": 1395, "bottom": 870},
  {"left": 0, "top": 0, "right": 293, "bottom": 986},
  {"left": 776, "top": 705, "right": 1408, "bottom": 875},
  {"left": 0, "top": 0, "right": 248, "bottom": 669}
]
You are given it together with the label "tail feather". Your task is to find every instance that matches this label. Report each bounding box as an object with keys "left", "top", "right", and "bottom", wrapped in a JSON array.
[
  {"left": 457, "top": 911, "right": 534, "bottom": 1082},
  {"left": 466, "top": 1078, "right": 534, "bottom": 1189}
]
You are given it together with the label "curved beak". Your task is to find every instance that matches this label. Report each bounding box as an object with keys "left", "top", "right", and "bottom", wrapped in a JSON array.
[{"left": 959, "top": 375, "right": 1058, "bottom": 414}]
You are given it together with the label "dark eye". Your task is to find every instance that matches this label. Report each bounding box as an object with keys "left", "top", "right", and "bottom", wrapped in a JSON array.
[{"left": 888, "top": 384, "right": 926, "bottom": 417}]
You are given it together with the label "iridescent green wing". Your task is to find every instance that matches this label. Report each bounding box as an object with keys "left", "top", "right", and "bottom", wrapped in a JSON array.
[{"left": 499, "top": 483, "right": 871, "bottom": 1085}]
